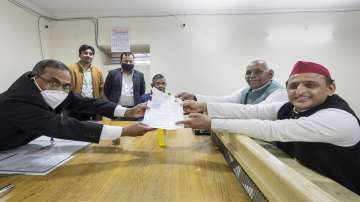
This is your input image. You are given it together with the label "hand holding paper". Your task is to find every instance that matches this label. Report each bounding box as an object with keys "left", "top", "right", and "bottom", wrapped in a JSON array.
[
  {"left": 142, "top": 88, "right": 184, "bottom": 130},
  {"left": 176, "top": 113, "right": 211, "bottom": 130},
  {"left": 182, "top": 100, "right": 207, "bottom": 114},
  {"left": 125, "top": 103, "right": 148, "bottom": 118}
]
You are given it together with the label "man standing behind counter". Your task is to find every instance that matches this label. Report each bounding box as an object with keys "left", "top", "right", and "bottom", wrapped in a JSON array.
[{"left": 67, "top": 44, "right": 104, "bottom": 121}]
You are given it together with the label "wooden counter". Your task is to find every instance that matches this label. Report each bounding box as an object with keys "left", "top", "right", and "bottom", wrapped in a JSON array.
[
  {"left": 213, "top": 132, "right": 360, "bottom": 202},
  {"left": 0, "top": 122, "right": 249, "bottom": 202}
]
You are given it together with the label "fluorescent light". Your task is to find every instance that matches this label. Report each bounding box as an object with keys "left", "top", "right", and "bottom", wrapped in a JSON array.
[{"left": 266, "top": 26, "right": 333, "bottom": 45}]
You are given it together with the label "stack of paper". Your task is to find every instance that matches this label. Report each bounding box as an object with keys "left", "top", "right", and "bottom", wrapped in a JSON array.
[{"left": 0, "top": 136, "right": 89, "bottom": 175}]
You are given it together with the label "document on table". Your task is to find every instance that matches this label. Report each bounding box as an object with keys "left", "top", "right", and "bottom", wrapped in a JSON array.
[
  {"left": 0, "top": 136, "right": 89, "bottom": 175},
  {"left": 142, "top": 88, "right": 184, "bottom": 130}
]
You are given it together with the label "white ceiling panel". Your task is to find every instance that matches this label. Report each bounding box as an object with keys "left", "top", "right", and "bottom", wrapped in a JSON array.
[{"left": 13, "top": 0, "right": 360, "bottom": 18}]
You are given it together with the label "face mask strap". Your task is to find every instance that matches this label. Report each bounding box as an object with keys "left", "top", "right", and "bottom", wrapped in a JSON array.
[{"left": 33, "top": 77, "right": 44, "bottom": 91}]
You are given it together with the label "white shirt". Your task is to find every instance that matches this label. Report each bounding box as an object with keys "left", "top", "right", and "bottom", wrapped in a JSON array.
[
  {"left": 80, "top": 65, "right": 93, "bottom": 98},
  {"left": 99, "top": 105, "right": 127, "bottom": 140},
  {"left": 196, "top": 88, "right": 288, "bottom": 104},
  {"left": 207, "top": 101, "right": 360, "bottom": 147},
  {"left": 119, "top": 71, "right": 135, "bottom": 106}
]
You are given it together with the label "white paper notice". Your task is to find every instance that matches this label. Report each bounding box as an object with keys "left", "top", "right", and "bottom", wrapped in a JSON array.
[
  {"left": 142, "top": 88, "right": 184, "bottom": 130},
  {"left": 111, "top": 27, "right": 130, "bottom": 53}
]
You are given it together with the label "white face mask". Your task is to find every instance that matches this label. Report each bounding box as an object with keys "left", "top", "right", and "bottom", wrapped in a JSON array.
[
  {"left": 34, "top": 78, "right": 69, "bottom": 109},
  {"left": 41, "top": 90, "right": 68, "bottom": 109}
]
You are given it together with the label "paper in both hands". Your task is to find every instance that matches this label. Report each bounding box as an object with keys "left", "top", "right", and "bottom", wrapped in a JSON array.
[{"left": 142, "top": 88, "right": 184, "bottom": 130}]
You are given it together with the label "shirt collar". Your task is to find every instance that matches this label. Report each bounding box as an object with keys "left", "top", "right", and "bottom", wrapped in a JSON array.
[
  {"left": 249, "top": 80, "right": 272, "bottom": 93},
  {"left": 78, "top": 62, "right": 92, "bottom": 72}
]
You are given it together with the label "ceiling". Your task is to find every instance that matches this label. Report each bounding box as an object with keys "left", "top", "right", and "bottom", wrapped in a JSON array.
[{"left": 14, "top": 0, "right": 360, "bottom": 19}]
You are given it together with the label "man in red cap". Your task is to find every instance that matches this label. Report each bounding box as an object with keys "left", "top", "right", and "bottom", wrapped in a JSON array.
[{"left": 177, "top": 61, "right": 360, "bottom": 195}]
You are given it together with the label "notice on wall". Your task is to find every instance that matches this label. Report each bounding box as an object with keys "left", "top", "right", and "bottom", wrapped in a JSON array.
[{"left": 111, "top": 27, "right": 130, "bottom": 53}]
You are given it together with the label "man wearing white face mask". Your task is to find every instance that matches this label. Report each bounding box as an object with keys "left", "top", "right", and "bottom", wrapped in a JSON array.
[{"left": 0, "top": 59, "right": 154, "bottom": 151}]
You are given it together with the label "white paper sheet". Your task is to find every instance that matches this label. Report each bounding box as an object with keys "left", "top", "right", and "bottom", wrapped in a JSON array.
[
  {"left": 142, "top": 88, "right": 184, "bottom": 130},
  {"left": 0, "top": 137, "right": 89, "bottom": 175},
  {"left": 111, "top": 27, "right": 130, "bottom": 52}
]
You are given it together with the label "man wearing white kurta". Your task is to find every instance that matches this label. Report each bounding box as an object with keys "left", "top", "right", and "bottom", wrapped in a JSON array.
[
  {"left": 177, "top": 61, "right": 360, "bottom": 195},
  {"left": 176, "top": 60, "right": 288, "bottom": 104}
]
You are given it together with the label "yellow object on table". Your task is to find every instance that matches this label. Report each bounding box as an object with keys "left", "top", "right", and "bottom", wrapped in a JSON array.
[{"left": 157, "top": 128, "right": 166, "bottom": 147}]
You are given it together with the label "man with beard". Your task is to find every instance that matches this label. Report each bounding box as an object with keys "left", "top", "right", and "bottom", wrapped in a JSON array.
[{"left": 104, "top": 52, "right": 146, "bottom": 110}]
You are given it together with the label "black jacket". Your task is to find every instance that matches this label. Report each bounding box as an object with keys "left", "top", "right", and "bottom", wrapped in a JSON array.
[
  {"left": 0, "top": 72, "right": 117, "bottom": 151},
  {"left": 104, "top": 68, "right": 145, "bottom": 106},
  {"left": 277, "top": 95, "right": 360, "bottom": 195}
]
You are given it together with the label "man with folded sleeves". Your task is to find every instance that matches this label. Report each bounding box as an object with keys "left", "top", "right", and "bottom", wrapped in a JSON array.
[{"left": 177, "top": 61, "right": 360, "bottom": 194}]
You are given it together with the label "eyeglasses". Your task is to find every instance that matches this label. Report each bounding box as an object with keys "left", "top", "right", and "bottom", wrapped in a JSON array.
[
  {"left": 245, "top": 70, "right": 265, "bottom": 76},
  {"left": 38, "top": 76, "right": 72, "bottom": 93}
]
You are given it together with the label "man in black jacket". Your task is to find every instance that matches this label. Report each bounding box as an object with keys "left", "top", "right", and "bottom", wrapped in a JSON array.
[
  {"left": 104, "top": 52, "right": 146, "bottom": 107},
  {"left": 0, "top": 59, "right": 153, "bottom": 151}
]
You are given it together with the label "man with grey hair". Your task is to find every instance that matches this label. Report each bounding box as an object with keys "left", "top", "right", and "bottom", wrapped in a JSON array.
[
  {"left": 176, "top": 60, "right": 287, "bottom": 105},
  {"left": 140, "top": 74, "right": 167, "bottom": 103},
  {"left": 0, "top": 59, "right": 154, "bottom": 151}
]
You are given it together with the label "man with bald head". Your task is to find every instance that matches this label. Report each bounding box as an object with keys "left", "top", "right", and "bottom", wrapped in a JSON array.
[
  {"left": 176, "top": 60, "right": 287, "bottom": 104},
  {"left": 177, "top": 61, "right": 360, "bottom": 194}
]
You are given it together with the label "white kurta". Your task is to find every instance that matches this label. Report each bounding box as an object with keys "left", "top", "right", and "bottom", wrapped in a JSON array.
[{"left": 208, "top": 102, "right": 360, "bottom": 147}]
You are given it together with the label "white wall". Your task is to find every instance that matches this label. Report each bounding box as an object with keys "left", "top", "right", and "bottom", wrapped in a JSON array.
[
  {"left": 49, "top": 20, "right": 108, "bottom": 67},
  {"left": 0, "top": 1, "right": 50, "bottom": 92},
  {"left": 3, "top": 5, "right": 359, "bottom": 114},
  {"left": 98, "top": 13, "right": 360, "bottom": 114}
]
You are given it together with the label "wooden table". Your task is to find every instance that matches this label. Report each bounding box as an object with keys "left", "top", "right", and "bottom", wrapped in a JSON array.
[{"left": 0, "top": 122, "right": 250, "bottom": 202}]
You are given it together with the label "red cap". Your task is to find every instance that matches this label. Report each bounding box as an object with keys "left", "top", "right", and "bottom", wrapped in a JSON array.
[{"left": 290, "top": 61, "right": 331, "bottom": 78}]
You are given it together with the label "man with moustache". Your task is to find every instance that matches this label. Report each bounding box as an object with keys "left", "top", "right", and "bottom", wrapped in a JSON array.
[
  {"left": 177, "top": 61, "right": 360, "bottom": 195},
  {"left": 176, "top": 59, "right": 287, "bottom": 105},
  {"left": 140, "top": 74, "right": 167, "bottom": 103},
  {"left": 0, "top": 59, "right": 154, "bottom": 151},
  {"left": 67, "top": 44, "right": 104, "bottom": 120}
]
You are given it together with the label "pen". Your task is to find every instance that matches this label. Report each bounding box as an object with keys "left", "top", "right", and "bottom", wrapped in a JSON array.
[{"left": 0, "top": 184, "right": 15, "bottom": 198}]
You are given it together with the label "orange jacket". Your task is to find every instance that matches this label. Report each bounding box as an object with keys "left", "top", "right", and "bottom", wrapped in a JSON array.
[{"left": 68, "top": 63, "right": 104, "bottom": 98}]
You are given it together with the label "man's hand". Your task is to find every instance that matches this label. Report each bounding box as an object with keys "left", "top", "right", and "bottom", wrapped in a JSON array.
[
  {"left": 182, "top": 100, "right": 207, "bottom": 114},
  {"left": 125, "top": 103, "right": 148, "bottom": 118},
  {"left": 122, "top": 123, "right": 155, "bottom": 137},
  {"left": 175, "top": 92, "right": 197, "bottom": 101},
  {"left": 176, "top": 113, "right": 211, "bottom": 130}
]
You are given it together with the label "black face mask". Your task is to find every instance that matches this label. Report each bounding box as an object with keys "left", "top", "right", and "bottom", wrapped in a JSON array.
[{"left": 122, "top": 63, "right": 134, "bottom": 71}]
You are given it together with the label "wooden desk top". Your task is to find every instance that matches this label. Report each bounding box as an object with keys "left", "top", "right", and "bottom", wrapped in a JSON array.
[
  {"left": 0, "top": 122, "right": 249, "bottom": 202},
  {"left": 214, "top": 132, "right": 360, "bottom": 202}
]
